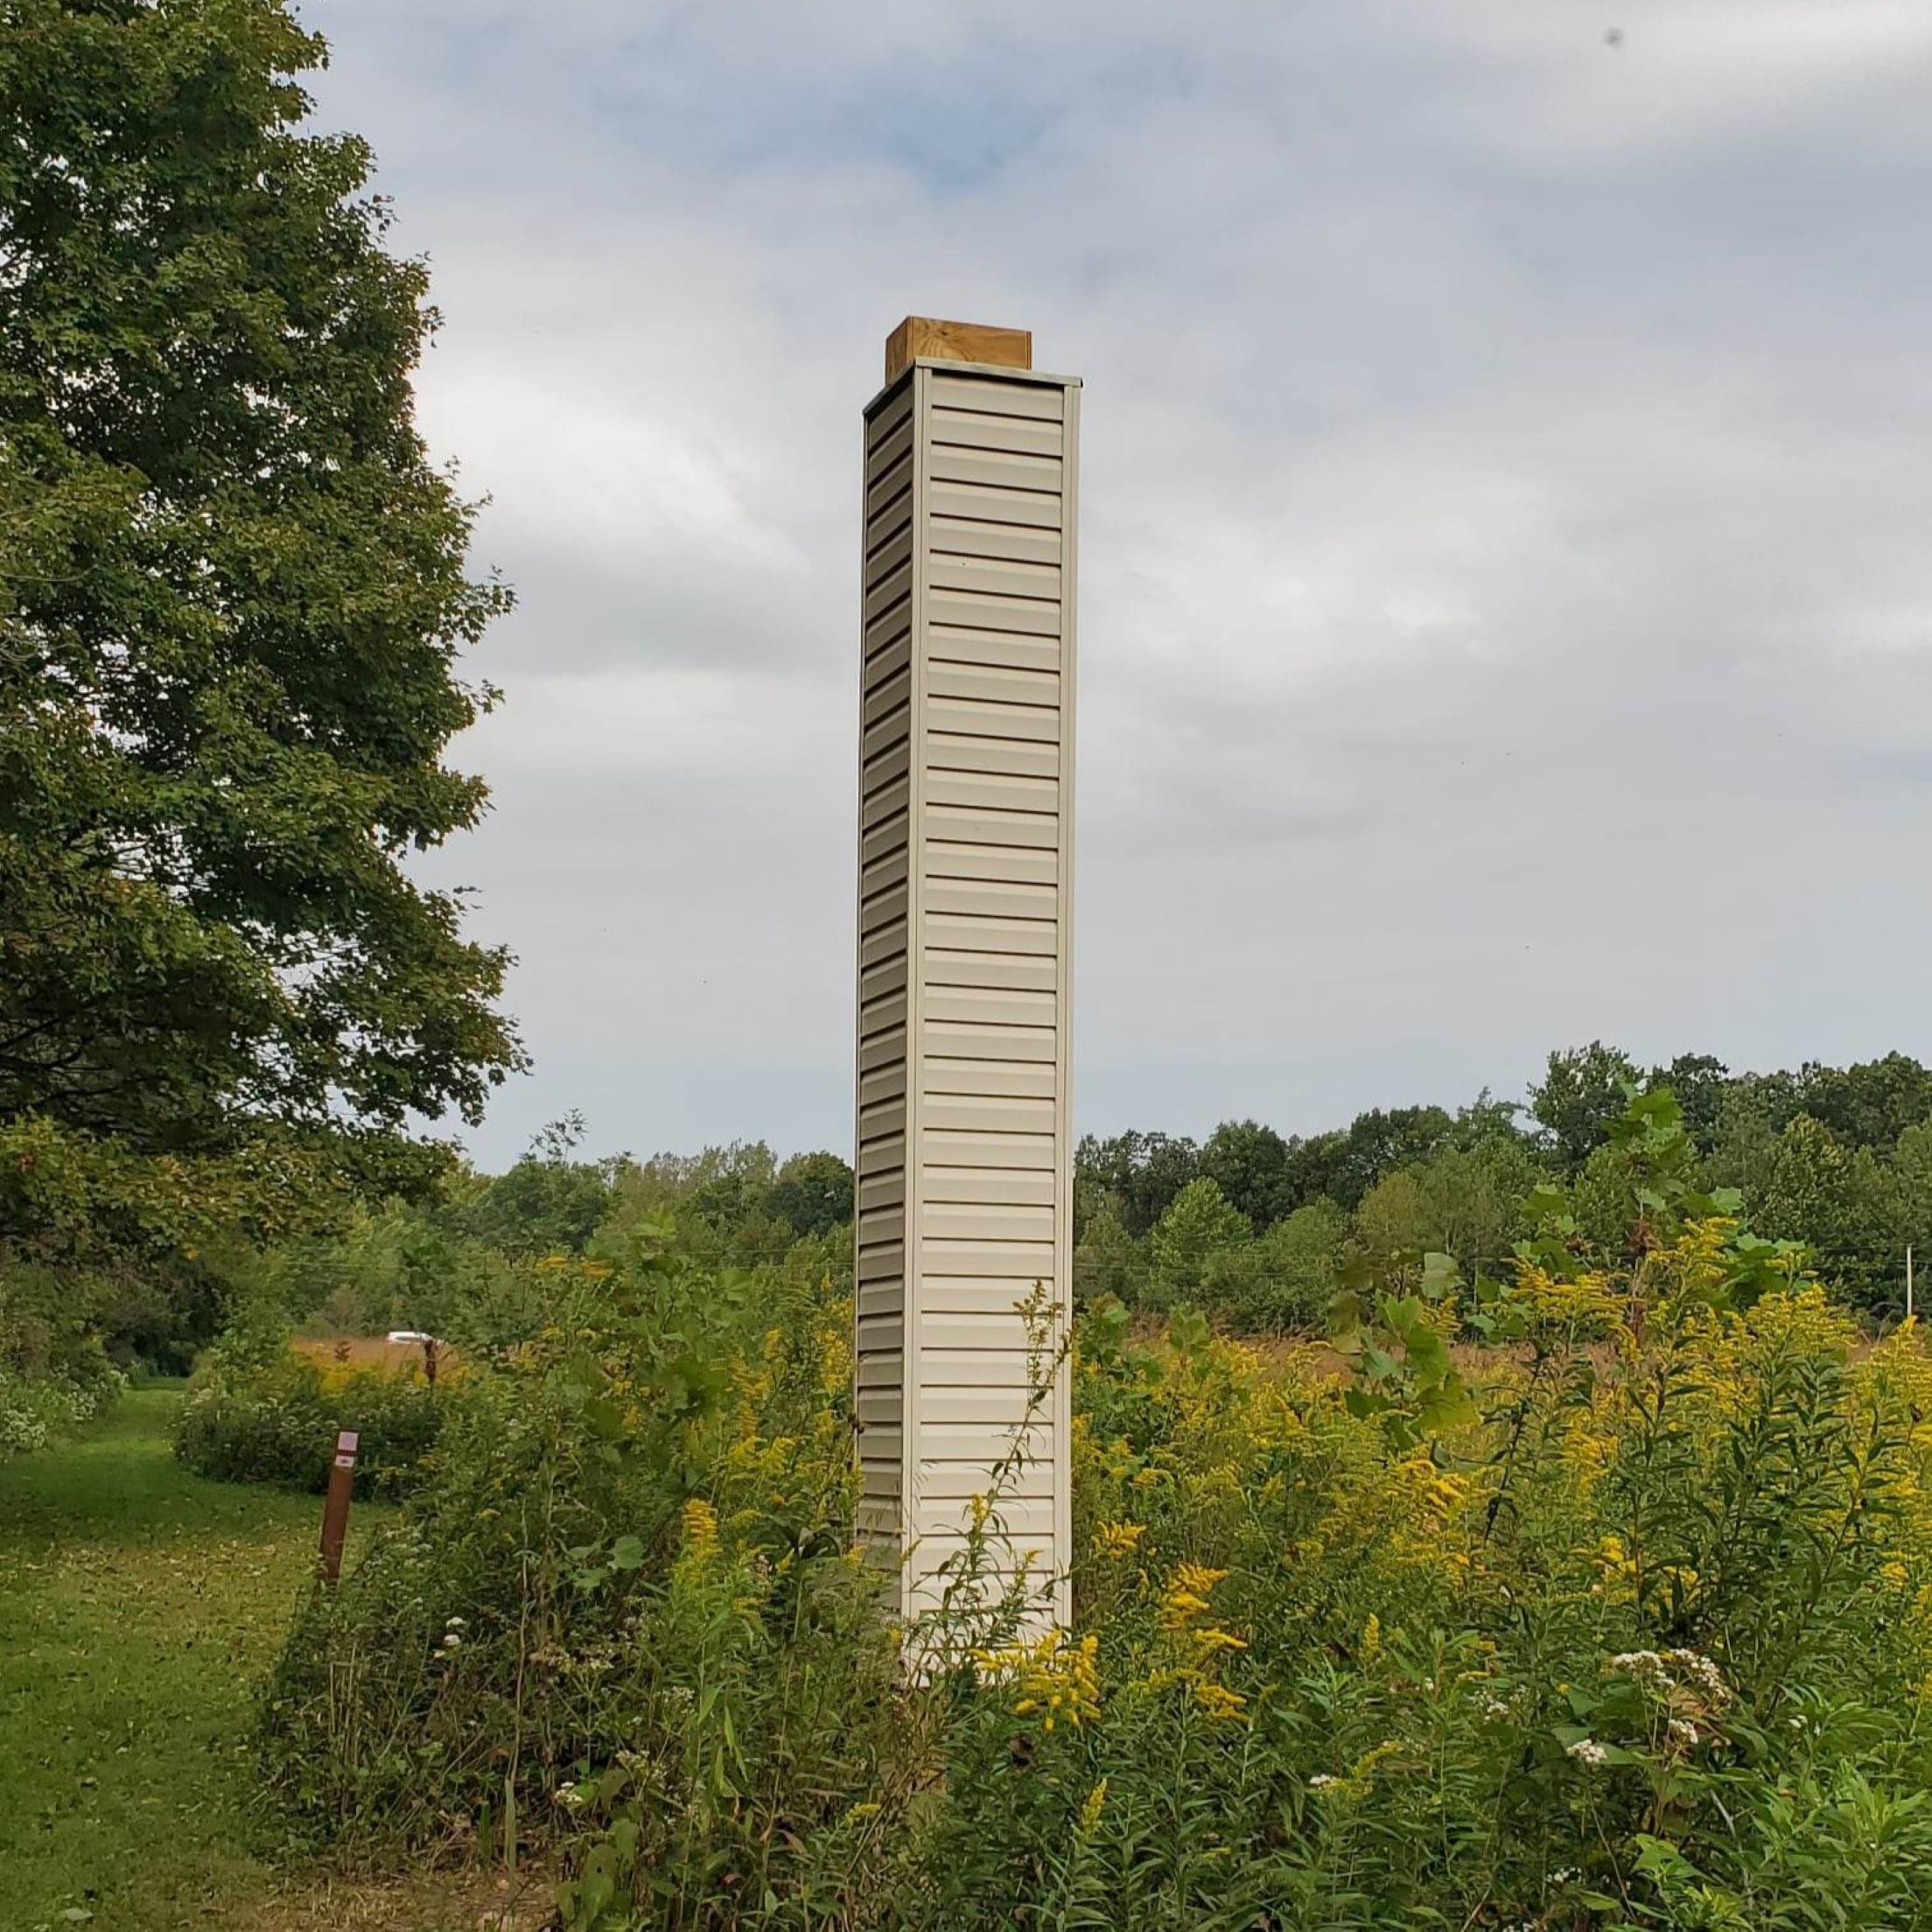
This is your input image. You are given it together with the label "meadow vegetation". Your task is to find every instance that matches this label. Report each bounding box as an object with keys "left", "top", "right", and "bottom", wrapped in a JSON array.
[{"left": 200, "top": 1087, "right": 1932, "bottom": 1929}]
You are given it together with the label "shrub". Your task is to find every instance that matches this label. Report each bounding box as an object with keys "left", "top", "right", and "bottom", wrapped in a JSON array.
[
  {"left": 0, "top": 1262, "right": 125, "bottom": 1458},
  {"left": 1197, "top": 1197, "right": 1346, "bottom": 1333},
  {"left": 0, "top": 1362, "right": 122, "bottom": 1458},
  {"left": 173, "top": 1347, "right": 445, "bottom": 1494}
]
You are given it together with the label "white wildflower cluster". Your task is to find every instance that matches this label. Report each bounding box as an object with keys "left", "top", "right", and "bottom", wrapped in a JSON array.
[
  {"left": 1307, "top": 1774, "right": 1340, "bottom": 1789},
  {"left": 553, "top": 1780, "right": 585, "bottom": 1810},
  {"left": 1565, "top": 1738, "right": 1609, "bottom": 1768},
  {"left": 1606, "top": 1647, "right": 1729, "bottom": 1706}
]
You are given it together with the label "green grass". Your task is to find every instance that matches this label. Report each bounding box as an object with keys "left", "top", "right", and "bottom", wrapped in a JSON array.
[{"left": 0, "top": 1384, "right": 388, "bottom": 1932}]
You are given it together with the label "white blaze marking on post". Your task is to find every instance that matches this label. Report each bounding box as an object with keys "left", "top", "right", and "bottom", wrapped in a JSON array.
[{"left": 854, "top": 319, "right": 1078, "bottom": 1634}]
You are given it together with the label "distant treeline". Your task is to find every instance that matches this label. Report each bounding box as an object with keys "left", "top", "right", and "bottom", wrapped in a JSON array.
[
  {"left": 246, "top": 1046, "right": 1932, "bottom": 1357},
  {"left": 1072, "top": 1046, "right": 1932, "bottom": 1325}
]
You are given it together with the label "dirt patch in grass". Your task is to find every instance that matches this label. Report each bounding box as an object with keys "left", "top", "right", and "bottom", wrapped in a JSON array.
[{"left": 237, "top": 1868, "right": 554, "bottom": 1932}]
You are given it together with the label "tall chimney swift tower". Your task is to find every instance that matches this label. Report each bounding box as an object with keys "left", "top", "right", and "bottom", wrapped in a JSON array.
[{"left": 854, "top": 318, "right": 1078, "bottom": 1628}]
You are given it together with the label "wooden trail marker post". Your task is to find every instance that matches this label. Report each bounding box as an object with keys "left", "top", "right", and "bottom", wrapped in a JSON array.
[
  {"left": 853, "top": 318, "right": 1078, "bottom": 1633},
  {"left": 318, "top": 1428, "right": 359, "bottom": 1586}
]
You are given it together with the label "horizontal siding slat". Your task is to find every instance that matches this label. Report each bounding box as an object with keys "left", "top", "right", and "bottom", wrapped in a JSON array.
[
  {"left": 928, "top": 479, "right": 1060, "bottom": 531},
  {"left": 913, "top": 1424, "right": 1056, "bottom": 1466},
  {"left": 855, "top": 1387, "right": 905, "bottom": 1424},
  {"left": 856, "top": 1281, "right": 905, "bottom": 1320},
  {"left": 926, "top": 662, "right": 1059, "bottom": 707},
  {"left": 859, "top": 952, "right": 907, "bottom": 1002},
  {"left": 858, "top": 1128, "right": 907, "bottom": 1166},
  {"left": 921, "top": 1235, "right": 1055, "bottom": 1270},
  {"left": 920, "top": 1128, "right": 1058, "bottom": 1166},
  {"left": 928, "top": 696, "right": 1060, "bottom": 744},
  {"left": 857, "top": 1311, "right": 905, "bottom": 1353},
  {"left": 920, "top": 1166, "right": 1055, "bottom": 1208},
  {"left": 924, "top": 912, "right": 1057, "bottom": 956},
  {"left": 921, "top": 1056, "right": 1058, "bottom": 1100},
  {"left": 861, "top": 704, "right": 911, "bottom": 762},
  {"left": 928, "top": 372, "right": 1065, "bottom": 421},
  {"left": 926, "top": 555, "right": 1061, "bottom": 601},
  {"left": 860, "top": 808, "right": 909, "bottom": 867},
  {"left": 865, "top": 412, "right": 914, "bottom": 480},
  {"left": 925, "top": 839, "right": 1056, "bottom": 887},
  {"left": 858, "top": 1076, "right": 904, "bottom": 1121},
  {"left": 922, "top": 1018, "right": 1055, "bottom": 1062},
  {"left": 924, "top": 1089, "right": 1056, "bottom": 1125},
  {"left": 861, "top": 738, "right": 910, "bottom": 800},
  {"left": 863, "top": 559, "right": 912, "bottom": 626},
  {"left": 917, "top": 1279, "right": 1064, "bottom": 1317},
  {"left": 856, "top": 1349, "right": 902, "bottom": 1389},
  {"left": 860, "top": 849, "right": 909, "bottom": 902},
  {"left": 929, "top": 408, "right": 1063, "bottom": 458},
  {"left": 928, "top": 517, "right": 1061, "bottom": 566},
  {"left": 866, "top": 521, "right": 914, "bottom": 580},
  {"left": 863, "top": 631, "right": 911, "bottom": 694},
  {"left": 924, "top": 804, "right": 1059, "bottom": 851},
  {"left": 924, "top": 878, "right": 1057, "bottom": 922},
  {"left": 912, "top": 1310, "right": 1040, "bottom": 1352},
  {"left": 921, "top": 1205, "right": 1055, "bottom": 1244},
  {"left": 916, "top": 1494, "right": 1055, "bottom": 1538},
  {"left": 863, "top": 598, "right": 914, "bottom": 654},
  {"left": 926, "top": 732, "right": 1059, "bottom": 780},
  {"left": 858, "top": 1067, "right": 906, "bottom": 1113},
  {"left": 858, "top": 988, "right": 906, "bottom": 1038},
  {"left": 857, "top": 1239, "right": 905, "bottom": 1283},
  {"left": 857, "top": 1172, "right": 905, "bottom": 1214},
  {"left": 859, "top": 896, "right": 907, "bottom": 947},
  {"left": 864, "top": 381, "right": 914, "bottom": 447},
  {"left": 858, "top": 1025, "right": 906, "bottom": 1073},
  {"left": 925, "top": 626, "right": 1061, "bottom": 675},
  {"left": 864, "top": 455, "right": 914, "bottom": 521},
  {"left": 925, "top": 768, "right": 1057, "bottom": 813},
  {"left": 921, "top": 984, "right": 1056, "bottom": 1026},
  {"left": 864, "top": 492, "right": 913, "bottom": 552},
  {"left": 910, "top": 1385, "right": 1051, "bottom": 1424},
  {"left": 925, "top": 590, "right": 1061, "bottom": 639},
  {"left": 920, "top": 949, "right": 1058, "bottom": 994},
  {"left": 928, "top": 445, "right": 1061, "bottom": 493},
  {"left": 917, "top": 1457, "right": 1056, "bottom": 1500}
]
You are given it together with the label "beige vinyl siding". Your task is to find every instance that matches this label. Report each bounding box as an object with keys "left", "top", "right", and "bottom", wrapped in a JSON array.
[
  {"left": 854, "top": 375, "right": 919, "bottom": 1545},
  {"left": 855, "top": 356, "right": 1078, "bottom": 1629}
]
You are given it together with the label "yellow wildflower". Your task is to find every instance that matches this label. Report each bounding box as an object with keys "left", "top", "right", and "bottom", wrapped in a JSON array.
[
  {"left": 1193, "top": 1680, "right": 1247, "bottom": 1722},
  {"left": 1075, "top": 1778, "right": 1109, "bottom": 1836},
  {"left": 681, "top": 1497, "right": 719, "bottom": 1557},
  {"left": 974, "top": 1628, "right": 1101, "bottom": 1732}
]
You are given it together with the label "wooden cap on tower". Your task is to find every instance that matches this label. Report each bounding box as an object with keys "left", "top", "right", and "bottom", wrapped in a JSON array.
[{"left": 884, "top": 316, "right": 1032, "bottom": 382}]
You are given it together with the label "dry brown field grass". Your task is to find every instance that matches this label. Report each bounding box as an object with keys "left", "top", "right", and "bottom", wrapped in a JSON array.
[{"left": 288, "top": 1335, "right": 453, "bottom": 1379}]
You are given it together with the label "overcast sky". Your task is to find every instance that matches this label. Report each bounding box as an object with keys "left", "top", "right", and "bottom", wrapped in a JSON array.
[{"left": 309, "top": 0, "right": 1932, "bottom": 1170}]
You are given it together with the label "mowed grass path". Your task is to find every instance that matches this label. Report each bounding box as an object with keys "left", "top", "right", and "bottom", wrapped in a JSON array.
[{"left": 0, "top": 1385, "right": 374, "bottom": 1932}]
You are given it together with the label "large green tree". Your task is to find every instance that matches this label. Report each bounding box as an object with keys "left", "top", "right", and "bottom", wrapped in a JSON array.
[
  {"left": 1530, "top": 1042, "right": 1640, "bottom": 1172},
  {"left": 1197, "top": 1116, "right": 1294, "bottom": 1230},
  {"left": 0, "top": 0, "right": 521, "bottom": 1264}
]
